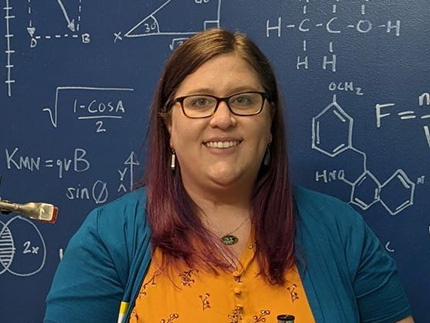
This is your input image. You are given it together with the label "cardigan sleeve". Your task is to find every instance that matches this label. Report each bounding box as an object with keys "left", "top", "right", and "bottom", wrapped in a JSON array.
[
  {"left": 44, "top": 207, "right": 126, "bottom": 323},
  {"left": 294, "top": 185, "right": 412, "bottom": 323},
  {"left": 350, "top": 215, "right": 412, "bottom": 323}
]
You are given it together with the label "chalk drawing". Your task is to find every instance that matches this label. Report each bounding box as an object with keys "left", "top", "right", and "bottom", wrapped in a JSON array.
[
  {"left": 4, "top": 0, "right": 15, "bottom": 97},
  {"left": 312, "top": 95, "right": 417, "bottom": 215},
  {"left": 0, "top": 216, "right": 46, "bottom": 276},
  {"left": 27, "top": 0, "right": 90, "bottom": 48},
  {"left": 266, "top": 1, "right": 401, "bottom": 72},
  {"left": 115, "top": 0, "right": 222, "bottom": 48},
  {"left": 42, "top": 86, "right": 134, "bottom": 132},
  {"left": 376, "top": 92, "right": 430, "bottom": 149}
]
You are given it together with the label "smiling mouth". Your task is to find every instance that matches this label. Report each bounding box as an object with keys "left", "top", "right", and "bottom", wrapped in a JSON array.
[{"left": 204, "top": 140, "right": 241, "bottom": 149}]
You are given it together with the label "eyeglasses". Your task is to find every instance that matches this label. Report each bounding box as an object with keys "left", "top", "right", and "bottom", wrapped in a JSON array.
[{"left": 173, "top": 91, "right": 268, "bottom": 119}]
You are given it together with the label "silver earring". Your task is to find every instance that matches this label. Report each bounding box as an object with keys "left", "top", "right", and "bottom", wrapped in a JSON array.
[
  {"left": 170, "top": 150, "right": 176, "bottom": 172},
  {"left": 263, "top": 145, "right": 271, "bottom": 166}
]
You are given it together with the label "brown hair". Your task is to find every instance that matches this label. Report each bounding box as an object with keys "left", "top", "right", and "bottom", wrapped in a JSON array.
[{"left": 137, "top": 28, "right": 295, "bottom": 285}]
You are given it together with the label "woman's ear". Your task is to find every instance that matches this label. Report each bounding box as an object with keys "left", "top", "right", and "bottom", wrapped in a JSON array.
[
  {"left": 270, "top": 102, "right": 276, "bottom": 120},
  {"left": 166, "top": 119, "right": 172, "bottom": 135},
  {"left": 268, "top": 102, "right": 275, "bottom": 144},
  {"left": 164, "top": 118, "right": 174, "bottom": 148}
]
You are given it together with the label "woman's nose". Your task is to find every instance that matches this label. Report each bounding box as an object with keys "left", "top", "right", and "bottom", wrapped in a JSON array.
[{"left": 209, "top": 101, "right": 237, "bottom": 129}]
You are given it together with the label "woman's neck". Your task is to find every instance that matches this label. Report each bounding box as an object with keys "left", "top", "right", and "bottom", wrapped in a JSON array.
[
  {"left": 183, "top": 177, "right": 253, "bottom": 210},
  {"left": 182, "top": 181, "right": 253, "bottom": 264}
]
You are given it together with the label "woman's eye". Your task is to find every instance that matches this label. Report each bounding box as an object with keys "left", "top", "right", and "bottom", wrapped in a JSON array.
[
  {"left": 190, "top": 97, "right": 210, "bottom": 106},
  {"left": 232, "top": 95, "right": 253, "bottom": 105}
]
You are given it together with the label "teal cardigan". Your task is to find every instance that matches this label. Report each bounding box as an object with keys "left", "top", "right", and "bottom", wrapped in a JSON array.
[{"left": 45, "top": 186, "right": 411, "bottom": 323}]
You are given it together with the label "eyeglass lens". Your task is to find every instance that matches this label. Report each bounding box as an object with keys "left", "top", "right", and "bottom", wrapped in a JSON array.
[{"left": 181, "top": 92, "right": 264, "bottom": 118}]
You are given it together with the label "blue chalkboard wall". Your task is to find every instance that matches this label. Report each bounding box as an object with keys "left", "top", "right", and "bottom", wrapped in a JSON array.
[{"left": 1, "top": 1, "right": 429, "bottom": 322}]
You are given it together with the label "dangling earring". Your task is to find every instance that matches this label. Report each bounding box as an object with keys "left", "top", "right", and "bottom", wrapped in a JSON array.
[
  {"left": 263, "top": 145, "right": 271, "bottom": 166},
  {"left": 170, "top": 150, "right": 176, "bottom": 172}
]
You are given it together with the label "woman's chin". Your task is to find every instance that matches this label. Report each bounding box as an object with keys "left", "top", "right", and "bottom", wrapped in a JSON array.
[{"left": 207, "top": 169, "right": 243, "bottom": 188}]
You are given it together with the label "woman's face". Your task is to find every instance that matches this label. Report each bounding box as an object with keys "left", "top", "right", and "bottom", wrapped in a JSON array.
[{"left": 167, "top": 52, "right": 273, "bottom": 195}]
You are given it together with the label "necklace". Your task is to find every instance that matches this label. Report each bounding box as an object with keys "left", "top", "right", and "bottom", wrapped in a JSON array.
[{"left": 220, "top": 217, "right": 249, "bottom": 246}]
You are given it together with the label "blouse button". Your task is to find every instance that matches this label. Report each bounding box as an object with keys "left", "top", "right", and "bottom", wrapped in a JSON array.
[
  {"left": 233, "top": 270, "right": 241, "bottom": 277},
  {"left": 233, "top": 287, "right": 242, "bottom": 295}
]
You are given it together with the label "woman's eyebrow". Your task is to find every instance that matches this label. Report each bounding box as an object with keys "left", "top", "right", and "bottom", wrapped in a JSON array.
[{"left": 182, "top": 86, "right": 262, "bottom": 96}]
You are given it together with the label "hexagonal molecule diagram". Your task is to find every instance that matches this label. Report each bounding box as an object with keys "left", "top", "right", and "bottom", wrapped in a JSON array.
[
  {"left": 380, "top": 170, "right": 415, "bottom": 215},
  {"left": 312, "top": 96, "right": 353, "bottom": 157},
  {"left": 350, "top": 171, "right": 381, "bottom": 210},
  {"left": 312, "top": 95, "right": 416, "bottom": 215}
]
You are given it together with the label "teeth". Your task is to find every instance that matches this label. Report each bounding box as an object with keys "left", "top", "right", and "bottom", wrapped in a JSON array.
[{"left": 205, "top": 141, "right": 240, "bottom": 149}]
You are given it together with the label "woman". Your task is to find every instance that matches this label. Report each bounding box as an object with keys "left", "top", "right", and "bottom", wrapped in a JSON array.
[{"left": 45, "top": 29, "right": 414, "bottom": 323}]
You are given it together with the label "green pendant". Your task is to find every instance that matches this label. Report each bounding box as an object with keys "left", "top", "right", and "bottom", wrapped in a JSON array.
[{"left": 221, "top": 234, "right": 239, "bottom": 245}]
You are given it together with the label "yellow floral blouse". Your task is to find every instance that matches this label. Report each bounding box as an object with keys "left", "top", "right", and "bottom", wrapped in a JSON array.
[{"left": 130, "top": 237, "right": 315, "bottom": 323}]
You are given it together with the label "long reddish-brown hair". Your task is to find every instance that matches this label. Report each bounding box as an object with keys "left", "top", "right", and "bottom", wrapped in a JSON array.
[{"left": 137, "top": 28, "right": 295, "bottom": 285}]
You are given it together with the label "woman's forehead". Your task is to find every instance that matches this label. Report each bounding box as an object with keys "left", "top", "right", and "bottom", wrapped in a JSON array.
[{"left": 175, "top": 53, "right": 263, "bottom": 96}]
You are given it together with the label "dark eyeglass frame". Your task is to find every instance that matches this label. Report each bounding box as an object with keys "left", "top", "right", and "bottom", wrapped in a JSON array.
[{"left": 173, "top": 91, "right": 269, "bottom": 119}]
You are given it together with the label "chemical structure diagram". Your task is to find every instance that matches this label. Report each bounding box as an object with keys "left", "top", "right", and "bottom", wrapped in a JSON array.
[
  {"left": 114, "top": 0, "right": 222, "bottom": 50},
  {"left": 0, "top": 216, "right": 46, "bottom": 277},
  {"left": 266, "top": 0, "right": 401, "bottom": 72},
  {"left": 312, "top": 95, "right": 418, "bottom": 215}
]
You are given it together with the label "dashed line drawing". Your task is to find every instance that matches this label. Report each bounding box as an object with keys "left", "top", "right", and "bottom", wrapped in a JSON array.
[
  {"left": 56, "top": 0, "right": 76, "bottom": 32},
  {"left": 27, "top": 0, "right": 89, "bottom": 48},
  {"left": 114, "top": 0, "right": 221, "bottom": 47},
  {"left": 0, "top": 216, "right": 46, "bottom": 277},
  {"left": 312, "top": 95, "right": 419, "bottom": 215}
]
